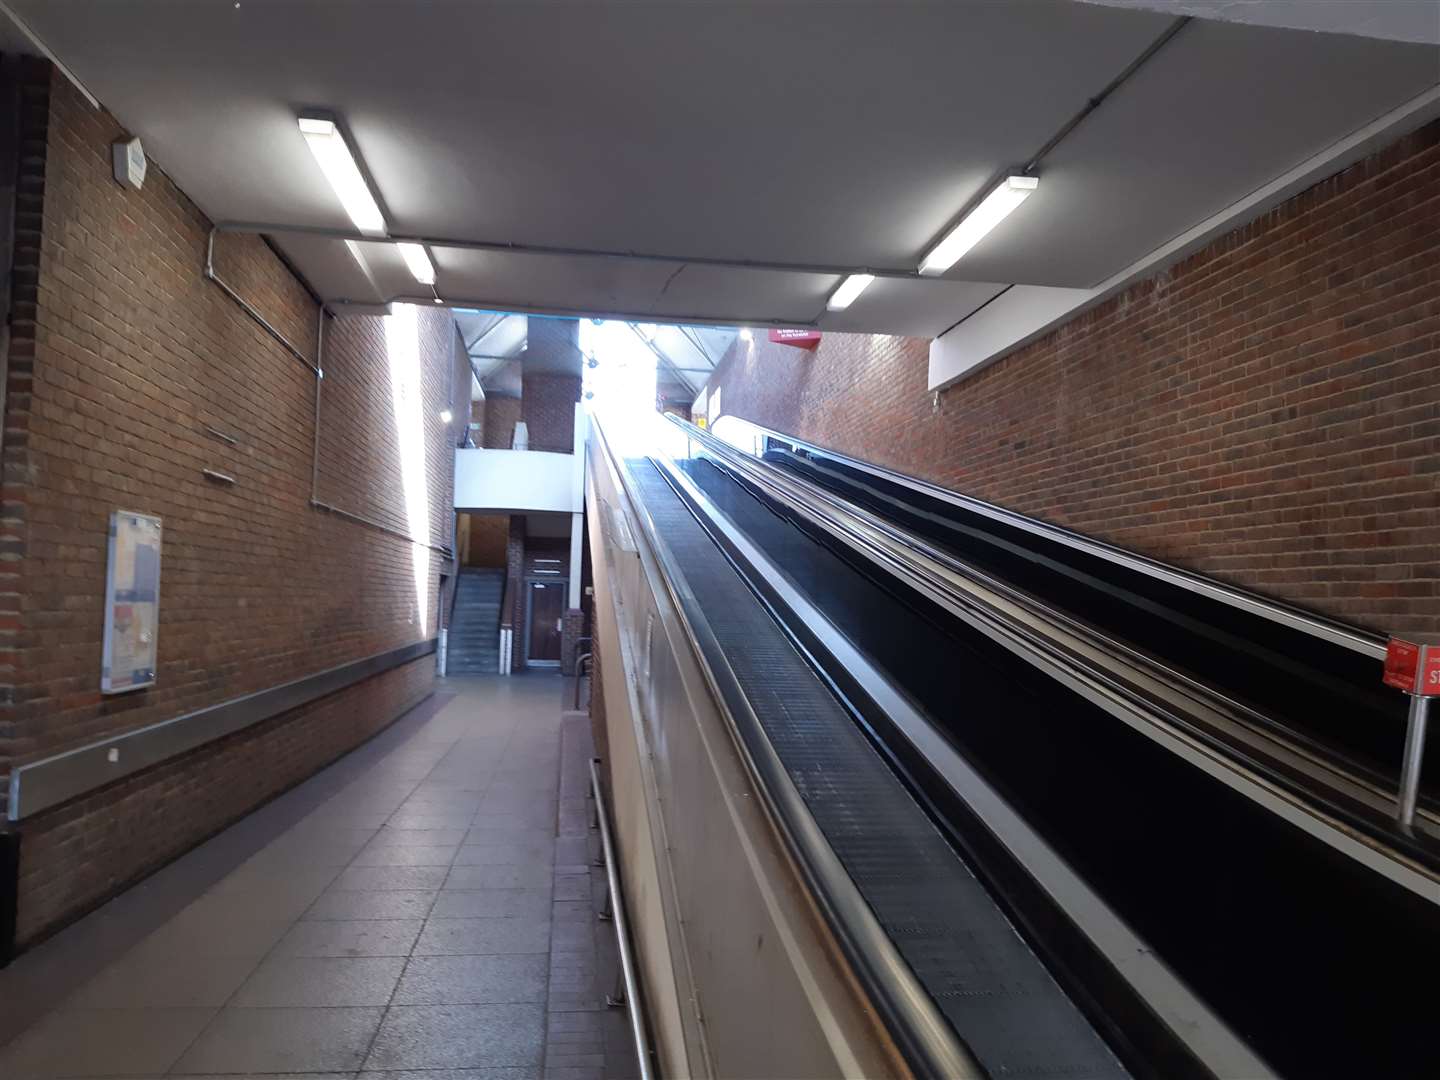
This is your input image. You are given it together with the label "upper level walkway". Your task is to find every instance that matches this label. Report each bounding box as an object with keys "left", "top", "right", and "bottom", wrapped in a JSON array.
[{"left": 0, "top": 676, "right": 634, "bottom": 1080}]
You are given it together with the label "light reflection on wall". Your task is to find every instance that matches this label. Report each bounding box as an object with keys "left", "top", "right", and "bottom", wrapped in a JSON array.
[{"left": 384, "top": 303, "right": 432, "bottom": 632}]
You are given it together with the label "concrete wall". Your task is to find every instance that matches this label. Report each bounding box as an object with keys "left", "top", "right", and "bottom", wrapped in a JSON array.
[
  {"left": 703, "top": 119, "right": 1440, "bottom": 635},
  {"left": 0, "top": 64, "right": 458, "bottom": 946}
]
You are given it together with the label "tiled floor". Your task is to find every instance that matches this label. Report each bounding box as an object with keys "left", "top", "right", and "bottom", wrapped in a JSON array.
[{"left": 0, "top": 675, "right": 637, "bottom": 1080}]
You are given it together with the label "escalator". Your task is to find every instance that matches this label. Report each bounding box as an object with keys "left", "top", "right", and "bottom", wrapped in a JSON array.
[{"left": 591, "top": 414, "right": 1440, "bottom": 1080}]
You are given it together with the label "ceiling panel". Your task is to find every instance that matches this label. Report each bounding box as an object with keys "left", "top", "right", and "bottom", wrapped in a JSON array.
[
  {"left": 945, "top": 19, "right": 1440, "bottom": 286},
  {"left": 12, "top": 0, "right": 1437, "bottom": 337}
]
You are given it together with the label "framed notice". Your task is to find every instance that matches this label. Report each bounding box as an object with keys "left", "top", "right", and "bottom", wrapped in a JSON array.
[{"left": 101, "top": 510, "right": 162, "bottom": 694}]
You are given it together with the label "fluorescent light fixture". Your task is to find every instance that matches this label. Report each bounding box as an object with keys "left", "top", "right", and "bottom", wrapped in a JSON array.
[
  {"left": 919, "top": 175, "right": 1037, "bottom": 276},
  {"left": 826, "top": 273, "right": 875, "bottom": 311},
  {"left": 397, "top": 242, "right": 436, "bottom": 285},
  {"left": 439, "top": 409, "right": 453, "bottom": 423},
  {"left": 298, "top": 114, "right": 386, "bottom": 236}
]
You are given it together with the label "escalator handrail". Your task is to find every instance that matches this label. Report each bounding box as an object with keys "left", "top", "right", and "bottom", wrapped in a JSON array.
[
  {"left": 590, "top": 417, "right": 985, "bottom": 1080},
  {"left": 669, "top": 414, "right": 1440, "bottom": 894},
  {"left": 717, "top": 418, "right": 1386, "bottom": 660}
]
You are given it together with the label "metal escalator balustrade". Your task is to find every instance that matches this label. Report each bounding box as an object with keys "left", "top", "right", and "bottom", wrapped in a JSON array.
[
  {"left": 687, "top": 416, "right": 1440, "bottom": 877},
  {"left": 662, "top": 415, "right": 1440, "bottom": 1079},
  {"left": 741, "top": 421, "right": 1434, "bottom": 829}
]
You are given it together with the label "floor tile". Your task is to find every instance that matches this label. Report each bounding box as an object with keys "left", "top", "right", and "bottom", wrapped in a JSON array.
[
  {"left": 232, "top": 955, "right": 407, "bottom": 1007},
  {"left": 351, "top": 844, "right": 460, "bottom": 867},
  {"left": 453, "top": 842, "right": 555, "bottom": 867},
  {"left": 392, "top": 954, "right": 548, "bottom": 1005},
  {"left": 173, "top": 1006, "right": 384, "bottom": 1074},
  {"left": 432, "top": 889, "right": 552, "bottom": 918},
  {"left": 359, "top": 1070, "right": 539, "bottom": 1080},
  {"left": 366, "top": 827, "right": 470, "bottom": 848},
  {"left": 65, "top": 951, "right": 258, "bottom": 1009},
  {"left": 305, "top": 890, "right": 439, "bottom": 920},
  {"left": 274, "top": 919, "right": 424, "bottom": 958},
  {"left": 331, "top": 866, "right": 451, "bottom": 892},
  {"left": 413, "top": 917, "right": 551, "bottom": 956},
  {"left": 445, "top": 865, "right": 553, "bottom": 890},
  {"left": 364, "top": 1004, "right": 545, "bottom": 1070},
  {"left": 0, "top": 1007, "right": 217, "bottom": 1078}
]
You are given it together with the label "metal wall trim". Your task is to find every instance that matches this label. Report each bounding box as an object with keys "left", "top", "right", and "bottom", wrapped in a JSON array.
[{"left": 7, "top": 638, "right": 437, "bottom": 822}]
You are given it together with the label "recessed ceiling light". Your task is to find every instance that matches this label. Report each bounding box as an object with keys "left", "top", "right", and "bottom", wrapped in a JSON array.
[
  {"left": 919, "top": 175, "right": 1037, "bottom": 276},
  {"left": 297, "top": 113, "right": 386, "bottom": 237},
  {"left": 826, "top": 273, "right": 875, "bottom": 311},
  {"left": 397, "top": 242, "right": 436, "bottom": 285},
  {"left": 739, "top": 328, "right": 753, "bottom": 342}
]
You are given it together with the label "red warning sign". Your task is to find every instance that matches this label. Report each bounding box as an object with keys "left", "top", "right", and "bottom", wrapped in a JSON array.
[
  {"left": 1384, "top": 639, "right": 1420, "bottom": 692},
  {"left": 1384, "top": 638, "right": 1440, "bottom": 696}
]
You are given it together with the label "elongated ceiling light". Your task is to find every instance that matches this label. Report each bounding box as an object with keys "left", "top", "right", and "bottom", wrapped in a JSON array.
[
  {"left": 397, "top": 242, "right": 436, "bottom": 285},
  {"left": 826, "top": 273, "right": 874, "bottom": 311},
  {"left": 919, "top": 175, "right": 1037, "bottom": 276},
  {"left": 298, "top": 115, "right": 385, "bottom": 237}
]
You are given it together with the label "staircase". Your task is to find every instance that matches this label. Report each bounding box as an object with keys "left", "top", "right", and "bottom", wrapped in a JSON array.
[{"left": 448, "top": 568, "right": 505, "bottom": 673}]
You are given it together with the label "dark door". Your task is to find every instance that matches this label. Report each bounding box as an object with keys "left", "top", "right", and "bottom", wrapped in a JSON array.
[{"left": 527, "top": 581, "right": 565, "bottom": 664}]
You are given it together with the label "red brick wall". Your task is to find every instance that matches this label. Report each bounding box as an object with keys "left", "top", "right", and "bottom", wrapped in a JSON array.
[
  {"left": 522, "top": 373, "right": 580, "bottom": 453},
  {"left": 707, "top": 120, "right": 1440, "bottom": 635},
  {"left": 0, "top": 67, "right": 458, "bottom": 945},
  {"left": 483, "top": 394, "right": 521, "bottom": 449}
]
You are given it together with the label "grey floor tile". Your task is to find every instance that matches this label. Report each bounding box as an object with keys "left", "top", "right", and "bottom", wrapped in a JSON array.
[
  {"left": 351, "top": 844, "right": 460, "bottom": 867},
  {"left": 366, "top": 827, "right": 469, "bottom": 848},
  {"left": 465, "top": 826, "right": 555, "bottom": 844},
  {"left": 552, "top": 875, "right": 590, "bottom": 902},
  {"left": 274, "top": 919, "right": 424, "bottom": 958},
  {"left": 232, "top": 955, "right": 407, "bottom": 1006},
  {"left": 445, "top": 865, "right": 553, "bottom": 891},
  {"left": 306, "top": 889, "right": 438, "bottom": 921},
  {"left": 332, "top": 866, "right": 450, "bottom": 892},
  {"left": 0, "top": 1007, "right": 217, "bottom": 1078},
  {"left": 364, "top": 1004, "right": 545, "bottom": 1070},
  {"left": 453, "top": 842, "right": 555, "bottom": 867},
  {"left": 173, "top": 1006, "right": 383, "bottom": 1074},
  {"left": 64, "top": 950, "right": 259, "bottom": 1009},
  {"left": 413, "top": 917, "right": 551, "bottom": 956},
  {"left": 431, "top": 889, "right": 552, "bottom": 919},
  {"left": 392, "top": 954, "right": 548, "bottom": 1005},
  {"left": 360, "top": 1070, "right": 539, "bottom": 1080}
]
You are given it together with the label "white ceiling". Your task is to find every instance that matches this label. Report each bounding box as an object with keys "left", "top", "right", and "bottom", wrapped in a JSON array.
[
  {"left": 1078, "top": 1, "right": 1440, "bottom": 45},
  {"left": 9, "top": 1, "right": 1439, "bottom": 337}
]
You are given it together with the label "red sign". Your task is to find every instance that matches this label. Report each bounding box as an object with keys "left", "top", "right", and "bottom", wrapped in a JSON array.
[
  {"left": 1384, "top": 638, "right": 1440, "bottom": 696},
  {"left": 1384, "top": 639, "right": 1420, "bottom": 692},
  {"left": 1423, "top": 649, "right": 1440, "bottom": 697},
  {"left": 768, "top": 328, "right": 822, "bottom": 348}
]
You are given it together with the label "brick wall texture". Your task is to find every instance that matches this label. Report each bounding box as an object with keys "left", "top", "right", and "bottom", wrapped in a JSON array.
[
  {"left": 482, "top": 394, "right": 521, "bottom": 449},
  {"left": 706, "top": 120, "right": 1440, "bottom": 635},
  {"left": 521, "top": 317, "right": 580, "bottom": 454},
  {"left": 0, "top": 67, "right": 459, "bottom": 946}
]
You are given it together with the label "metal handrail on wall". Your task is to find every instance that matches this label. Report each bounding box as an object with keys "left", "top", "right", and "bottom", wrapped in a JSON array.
[{"left": 589, "top": 758, "right": 655, "bottom": 1080}]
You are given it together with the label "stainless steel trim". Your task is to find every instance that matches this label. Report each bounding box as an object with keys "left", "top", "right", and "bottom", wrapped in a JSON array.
[
  {"left": 739, "top": 421, "right": 1386, "bottom": 659},
  {"left": 7, "top": 638, "right": 437, "bottom": 821},
  {"left": 677, "top": 419, "right": 1440, "bottom": 899},
  {"left": 591, "top": 758, "right": 656, "bottom": 1080},
  {"left": 201, "top": 468, "right": 236, "bottom": 485},
  {"left": 593, "top": 420, "right": 982, "bottom": 1080},
  {"left": 651, "top": 448, "right": 1271, "bottom": 1078},
  {"left": 202, "top": 425, "right": 238, "bottom": 445}
]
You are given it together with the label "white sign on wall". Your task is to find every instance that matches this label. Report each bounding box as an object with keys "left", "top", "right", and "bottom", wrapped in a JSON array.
[{"left": 101, "top": 510, "right": 162, "bottom": 694}]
